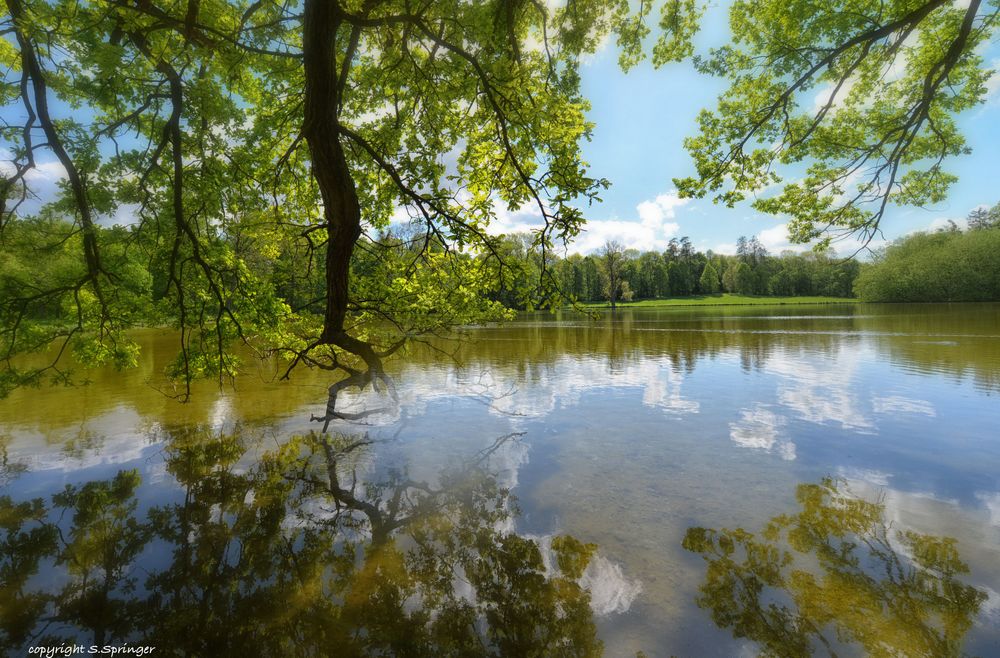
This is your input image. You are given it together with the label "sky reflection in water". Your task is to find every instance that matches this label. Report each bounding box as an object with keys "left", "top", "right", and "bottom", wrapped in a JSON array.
[{"left": 2, "top": 303, "right": 1000, "bottom": 656}]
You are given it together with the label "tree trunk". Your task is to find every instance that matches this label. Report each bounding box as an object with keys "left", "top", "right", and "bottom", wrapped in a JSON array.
[
  {"left": 301, "top": 2, "right": 394, "bottom": 428},
  {"left": 302, "top": 0, "right": 361, "bottom": 343}
]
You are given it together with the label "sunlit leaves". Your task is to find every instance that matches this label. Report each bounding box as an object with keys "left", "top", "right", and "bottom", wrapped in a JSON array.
[
  {"left": 0, "top": 0, "right": 669, "bottom": 396},
  {"left": 677, "top": 0, "right": 998, "bottom": 244}
]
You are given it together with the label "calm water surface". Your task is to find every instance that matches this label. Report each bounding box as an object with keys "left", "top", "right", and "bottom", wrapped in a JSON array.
[{"left": 2, "top": 303, "right": 1000, "bottom": 656}]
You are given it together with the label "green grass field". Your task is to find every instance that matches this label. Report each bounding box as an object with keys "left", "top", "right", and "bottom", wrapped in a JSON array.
[{"left": 576, "top": 294, "right": 857, "bottom": 308}]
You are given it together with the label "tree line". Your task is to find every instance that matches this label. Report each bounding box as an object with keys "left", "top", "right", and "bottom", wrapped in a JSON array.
[
  {"left": 854, "top": 203, "right": 1000, "bottom": 302},
  {"left": 489, "top": 234, "right": 861, "bottom": 309}
]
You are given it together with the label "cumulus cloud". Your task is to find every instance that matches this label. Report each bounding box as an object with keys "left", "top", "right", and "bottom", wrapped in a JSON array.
[
  {"left": 766, "top": 347, "right": 875, "bottom": 432},
  {"left": 636, "top": 193, "right": 686, "bottom": 230},
  {"left": 756, "top": 223, "right": 803, "bottom": 254},
  {"left": 489, "top": 202, "right": 547, "bottom": 236},
  {"left": 812, "top": 78, "right": 857, "bottom": 114},
  {"left": 872, "top": 395, "right": 936, "bottom": 417},
  {"left": 0, "top": 153, "right": 68, "bottom": 215},
  {"left": 568, "top": 191, "right": 687, "bottom": 254},
  {"left": 100, "top": 202, "right": 142, "bottom": 228},
  {"left": 729, "top": 404, "right": 795, "bottom": 461},
  {"left": 25, "top": 159, "right": 68, "bottom": 183},
  {"left": 568, "top": 217, "right": 681, "bottom": 254},
  {"left": 482, "top": 191, "right": 689, "bottom": 255},
  {"left": 976, "top": 491, "right": 1000, "bottom": 528}
]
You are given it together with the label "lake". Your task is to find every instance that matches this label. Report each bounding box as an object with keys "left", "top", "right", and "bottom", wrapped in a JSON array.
[{"left": 2, "top": 302, "right": 1000, "bottom": 656}]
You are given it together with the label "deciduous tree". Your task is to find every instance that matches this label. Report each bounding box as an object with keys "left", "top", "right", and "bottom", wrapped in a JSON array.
[
  {"left": 677, "top": 0, "right": 999, "bottom": 249},
  {"left": 0, "top": 0, "right": 699, "bottom": 420}
]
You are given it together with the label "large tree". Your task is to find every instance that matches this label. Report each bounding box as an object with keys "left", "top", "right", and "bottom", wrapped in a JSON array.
[
  {"left": 598, "top": 239, "right": 630, "bottom": 309},
  {"left": 0, "top": 0, "right": 698, "bottom": 419},
  {"left": 676, "top": 0, "right": 999, "bottom": 250}
]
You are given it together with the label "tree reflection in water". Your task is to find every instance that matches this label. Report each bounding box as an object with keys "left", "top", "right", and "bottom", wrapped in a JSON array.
[
  {"left": 0, "top": 428, "right": 603, "bottom": 657},
  {"left": 683, "top": 477, "right": 987, "bottom": 658}
]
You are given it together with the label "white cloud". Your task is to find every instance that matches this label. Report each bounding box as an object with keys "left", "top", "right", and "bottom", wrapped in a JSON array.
[
  {"left": 926, "top": 216, "right": 968, "bottom": 232},
  {"left": 812, "top": 78, "right": 857, "bottom": 114},
  {"left": 484, "top": 191, "right": 688, "bottom": 255},
  {"left": 832, "top": 234, "right": 890, "bottom": 257},
  {"left": 24, "top": 159, "right": 67, "bottom": 183},
  {"left": 532, "top": 533, "right": 643, "bottom": 616},
  {"left": 636, "top": 192, "right": 687, "bottom": 230},
  {"left": 0, "top": 155, "right": 67, "bottom": 214},
  {"left": 872, "top": 395, "right": 936, "bottom": 417},
  {"left": 749, "top": 221, "right": 888, "bottom": 257},
  {"left": 756, "top": 223, "right": 808, "bottom": 254},
  {"left": 569, "top": 217, "right": 680, "bottom": 254},
  {"left": 569, "top": 191, "right": 687, "bottom": 254},
  {"left": 100, "top": 202, "right": 141, "bottom": 228},
  {"left": 766, "top": 346, "right": 875, "bottom": 432},
  {"left": 836, "top": 466, "right": 892, "bottom": 487},
  {"left": 488, "top": 202, "right": 547, "bottom": 236}
]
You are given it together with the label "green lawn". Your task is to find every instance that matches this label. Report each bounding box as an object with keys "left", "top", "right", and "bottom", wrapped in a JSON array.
[{"left": 575, "top": 294, "right": 858, "bottom": 308}]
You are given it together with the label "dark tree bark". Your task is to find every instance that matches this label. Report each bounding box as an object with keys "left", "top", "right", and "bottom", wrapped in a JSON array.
[{"left": 301, "top": 1, "right": 392, "bottom": 430}]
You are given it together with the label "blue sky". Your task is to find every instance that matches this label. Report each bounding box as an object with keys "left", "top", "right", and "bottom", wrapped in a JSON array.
[{"left": 526, "top": 3, "right": 1000, "bottom": 257}]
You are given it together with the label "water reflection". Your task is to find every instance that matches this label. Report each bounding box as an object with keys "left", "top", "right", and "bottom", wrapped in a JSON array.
[
  {"left": 3, "top": 304, "right": 999, "bottom": 656},
  {"left": 729, "top": 404, "right": 794, "bottom": 461},
  {"left": 3, "top": 304, "right": 999, "bottom": 438},
  {"left": 683, "top": 477, "right": 987, "bottom": 657},
  {"left": 0, "top": 428, "right": 607, "bottom": 656}
]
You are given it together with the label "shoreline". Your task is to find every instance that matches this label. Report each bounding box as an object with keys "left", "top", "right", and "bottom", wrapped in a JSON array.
[{"left": 571, "top": 295, "right": 858, "bottom": 309}]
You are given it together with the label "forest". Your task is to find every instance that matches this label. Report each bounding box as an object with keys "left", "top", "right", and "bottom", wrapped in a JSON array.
[{"left": 490, "top": 235, "right": 859, "bottom": 307}]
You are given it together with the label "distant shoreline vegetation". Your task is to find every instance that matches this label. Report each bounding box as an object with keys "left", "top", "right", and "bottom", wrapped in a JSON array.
[
  {"left": 574, "top": 294, "right": 857, "bottom": 308},
  {"left": 498, "top": 203, "right": 1000, "bottom": 310},
  {"left": 854, "top": 204, "right": 1000, "bottom": 303},
  {"left": 491, "top": 235, "right": 860, "bottom": 311}
]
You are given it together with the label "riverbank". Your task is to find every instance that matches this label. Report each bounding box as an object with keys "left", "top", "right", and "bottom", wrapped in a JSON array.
[{"left": 575, "top": 294, "right": 857, "bottom": 308}]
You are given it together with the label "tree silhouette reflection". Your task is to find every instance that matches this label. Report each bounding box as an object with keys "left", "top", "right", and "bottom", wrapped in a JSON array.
[
  {"left": 683, "top": 477, "right": 987, "bottom": 658},
  {"left": 1, "top": 428, "right": 603, "bottom": 657}
]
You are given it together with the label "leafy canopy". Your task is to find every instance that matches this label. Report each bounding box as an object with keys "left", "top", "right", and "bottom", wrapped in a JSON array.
[
  {"left": 676, "top": 0, "right": 1000, "bottom": 250},
  {"left": 0, "top": 0, "right": 700, "bottom": 405}
]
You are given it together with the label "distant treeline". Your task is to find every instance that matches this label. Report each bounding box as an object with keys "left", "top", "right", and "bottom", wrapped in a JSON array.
[
  {"left": 855, "top": 204, "right": 1000, "bottom": 302},
  {"left": 489, "top": 235, "right": 860, "bottom": 309}
]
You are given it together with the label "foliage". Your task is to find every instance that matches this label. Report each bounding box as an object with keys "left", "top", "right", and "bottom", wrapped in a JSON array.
[
  {"left": 677, "top": 0, "right": 1000, "bottom": 248},
  {"left": 0, "top": 0, "right": 701, "bottom": 407},
  {"left": 699, "top": 261, "right": 721, "bottom": 294},
  {"left": 577, "top": 295, "right": 855, "bottom": 308},
  {"left": 0, "top": 217, "right": 150, "bottom": 396},
  {"left": 598, "top": 240, "right": 632, "bottom": 308},
  {"left": 854, "top": 206, "right": 1000, "bottom": 302}
]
